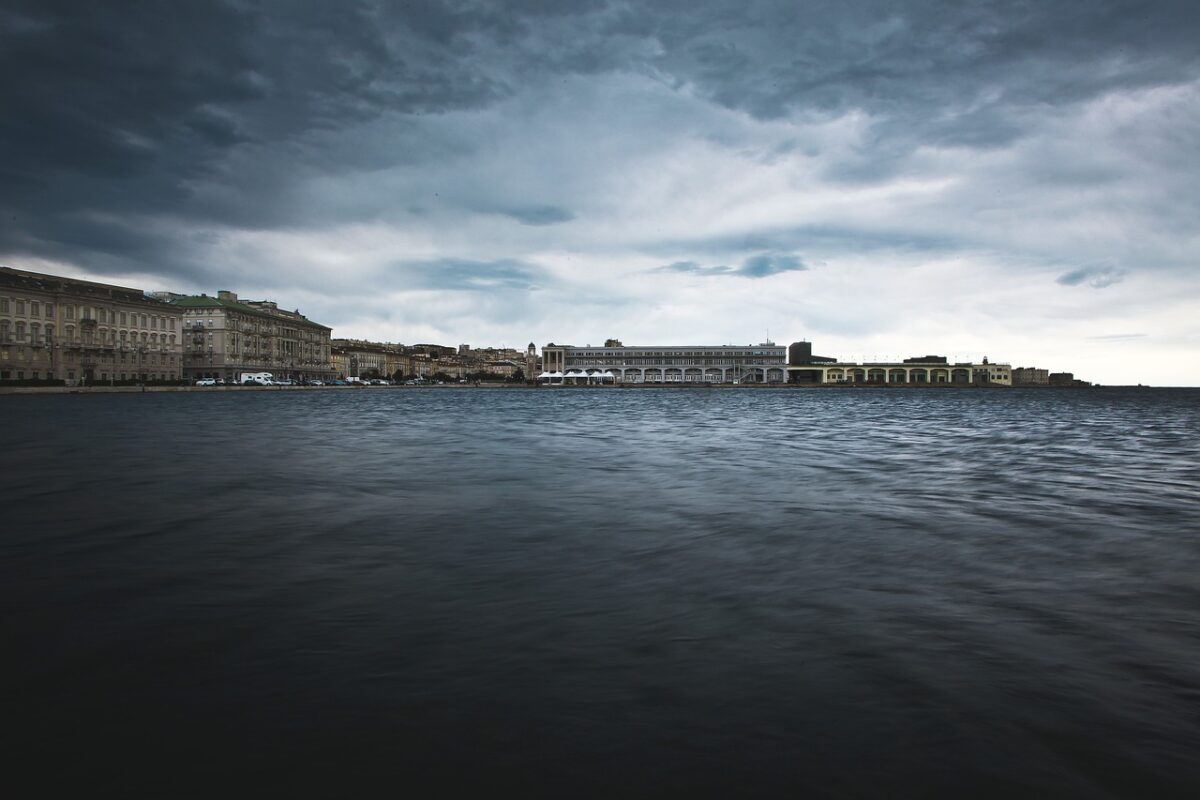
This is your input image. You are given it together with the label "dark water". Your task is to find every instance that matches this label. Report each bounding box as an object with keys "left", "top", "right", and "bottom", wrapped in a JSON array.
[{"left": 4, "top": 387, "right": 1199, "bottom": 796}]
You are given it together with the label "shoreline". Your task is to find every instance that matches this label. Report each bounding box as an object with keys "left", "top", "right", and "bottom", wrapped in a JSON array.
[{"left": 0, "top": 383, "right": 1150, "bottom": 396}]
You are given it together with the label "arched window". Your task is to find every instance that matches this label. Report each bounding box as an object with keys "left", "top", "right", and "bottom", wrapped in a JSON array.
[
  {"left": 30, "top": 323, "right": 40, "bottom": 344},
  {"left": 44, "top": 325, "right": 54, "bottom": 344},
  {"left": 14, "top": 321, "right": 25, "bottom": 340},
  {"left": 0, "top": 319, "right": 10, "bottom": 342}
]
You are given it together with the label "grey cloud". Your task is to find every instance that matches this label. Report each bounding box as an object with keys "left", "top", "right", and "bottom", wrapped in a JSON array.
[
  {"left": 655, "top": 253, "right": 808, "bottom": 278},
  {"left": 657, "top": 260, "right": 736, "bottom": 276},
  {"left": 1057, "top": 266, "right": 1128, "bottom": 288},
  {"left": 739, "top": 253, "right": 807, "bottom": 277},
  {"left": 397, "top": 258, "right": 549, "bottom": 291},
  {"left": 499, "top": 206, "right": 576, "bottom": 226}
]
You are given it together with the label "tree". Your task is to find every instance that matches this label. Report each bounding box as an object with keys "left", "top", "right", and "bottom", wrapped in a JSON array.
[{"left": 511, "top": 368, "right": 525, "bottom": 382}]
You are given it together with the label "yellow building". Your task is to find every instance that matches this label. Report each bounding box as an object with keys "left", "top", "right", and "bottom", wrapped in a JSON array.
[{"left": 1, "top": 266, "right": 183, "bottom": 385}]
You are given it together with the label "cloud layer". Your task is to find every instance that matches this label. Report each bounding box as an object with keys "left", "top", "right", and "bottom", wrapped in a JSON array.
[{"left": 1, "top": 1, "right": 1198, "bottom": 383}]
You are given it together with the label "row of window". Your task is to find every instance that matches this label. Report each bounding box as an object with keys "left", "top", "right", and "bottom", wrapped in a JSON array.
[
  {"left": 185, "top": 312, "right": 328, "bottom": 342},
  {"left": 0, "top": 299, "right": 54, "bottom": 317},
  {"left": 0, "top": 371, "right": 177, "bottom": 381},
  {"left": 570, "top": 350, "right": 783, "bottom": 358},
  {"left": 0, "top": 320, "right": 177, "bottom": 347},
  {"left": 568, "top": 358, "right": 786, "bottom": 367},
  {"left": 0, "top": 298, "right": 178, "bottom": 330}
]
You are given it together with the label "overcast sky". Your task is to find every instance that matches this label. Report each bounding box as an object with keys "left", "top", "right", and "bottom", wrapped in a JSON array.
[{"left": 2, "top": 1, "right": 1198, "bottom": 384}]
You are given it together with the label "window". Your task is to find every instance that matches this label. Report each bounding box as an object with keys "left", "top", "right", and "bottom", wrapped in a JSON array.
[
  {"left": 45, "top": 302, "right": 54, "bottom": 317},
  {"left": 44, "top": 325, "right": 54, "bottom": 343},
  {"left": 66, "top": 305, "right": 76, "bottom": 320},
  {"left": 120, "top": 312, "right": 127, "bottom": 326},
  {"left": 0, "top": 298, "right": 8, "bottom": 313},
  {"left": 31, "top": 301, "right": 40, "bottom": 317},
  {"left": 140, "top": 314, "right": 147, "bottom": 328}
]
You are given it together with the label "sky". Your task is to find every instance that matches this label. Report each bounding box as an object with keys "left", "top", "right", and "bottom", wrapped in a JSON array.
[{"left": 2, "top": 0, "right": 1198, "bottom": 385}]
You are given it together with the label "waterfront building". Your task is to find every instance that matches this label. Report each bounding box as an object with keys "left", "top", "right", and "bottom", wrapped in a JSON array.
[
  {"left": 786, "top": 347, "right": 1012, "bottom": 385},
  {"left": 0, "top": 266, "right": 183, "bottom": 384},
  {"left": 537, "top": 337, "right": 1013, "bottom": 386},
  {"left": 1048, "top": 372, "right": 1092, "bottom": 387},
  {"left": 1013, "top": 367, "right": 1051, "bottom": 386},
  {"left": 172, "top": 291, "right": 333, "bottom": 382},
  {"left": 540, "top": 341, "right": 788, "bottom": 383},
  {"left": 331, "top": 338, "right": 407, "bottom": 379}
]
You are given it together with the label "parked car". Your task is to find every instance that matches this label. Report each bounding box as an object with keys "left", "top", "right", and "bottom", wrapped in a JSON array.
[
  {"left": 195, "top": 378, "right": 216, "bottom": 386},
  {"left": 308, "top": 380, "right": 324, "bottom": 386}
]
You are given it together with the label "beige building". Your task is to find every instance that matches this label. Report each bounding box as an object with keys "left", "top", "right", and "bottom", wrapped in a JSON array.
[
  {"left": 331, "top": 339, "right": 407, "bottom": 379},
  {"left": 1, "top": 266, "right": 183, "bottom": 384},
  {"left": 173, "top": 291, "right": 333, "bottom": 382}
]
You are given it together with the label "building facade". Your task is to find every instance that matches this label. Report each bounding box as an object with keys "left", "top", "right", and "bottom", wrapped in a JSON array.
[
  {"left": 1012, "top": 367, "right": 1050, "bottom": 385},
  {"left": 540, "top": 342, "right": 788, "bottom": 383},
  {"left": 786, "top": 347, "right": 1012, "bottom": 385},
  {"left": 536, "top": 338, "right": 1013, "bottom": 386},
  {"left": 331, "top": 339, "right": 408, "bottom": 379},
  {"left": 173, "top": 291, "right": 333, "bottom": 382},
  {"left": 1, "top": 266, "right": 183, "bottom": 384}
]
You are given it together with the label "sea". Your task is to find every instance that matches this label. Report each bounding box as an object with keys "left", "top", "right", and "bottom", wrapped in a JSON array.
[{"left": 3, "top": 387, "right": 1198, "bottom": 796}]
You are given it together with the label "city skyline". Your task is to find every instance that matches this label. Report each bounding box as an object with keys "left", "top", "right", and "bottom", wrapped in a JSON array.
[{"left": 2, "top": 1, "right": 1197, "bottom": 385}]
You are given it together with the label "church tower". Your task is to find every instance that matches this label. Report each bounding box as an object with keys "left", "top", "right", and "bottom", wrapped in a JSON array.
[{"left": 525, "top": 342, "right": 537, "bottom": 383}]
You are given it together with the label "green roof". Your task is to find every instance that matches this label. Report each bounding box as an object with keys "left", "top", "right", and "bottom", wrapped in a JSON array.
[{"left": 170, "top": 295, "right": 330, "bottom": 329}]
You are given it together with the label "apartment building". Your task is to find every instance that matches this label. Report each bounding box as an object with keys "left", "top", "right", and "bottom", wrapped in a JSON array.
[
  {"left": 173, "top": 291, "right": 333, "bottom": 382},
  {"left": 0, "top": 266, "right": 183, "bottom": 384}
]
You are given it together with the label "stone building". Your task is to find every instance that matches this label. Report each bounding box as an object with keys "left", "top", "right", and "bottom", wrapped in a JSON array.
[
  {"left": 0, "top": 266, "right": 183, "bottom": 384},
  {"left": 172, "top": 291, "right": 333, "bottom": 382},
  {"left": 331, "top": 339, "right": 407, "bottom": 379},
  {"left": 541, "top": 341, "right": 788, "bottom": 383},
  {"left": 787, "top": 347, "right": 1011, "bottom": 385},
  {"left": 1012, "top": 367, "right": 1050, "bottom": 385}
]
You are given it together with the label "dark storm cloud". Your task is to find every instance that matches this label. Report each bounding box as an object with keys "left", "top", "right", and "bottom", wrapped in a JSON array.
[
  {"left": 655, "top": 253, "right": 808, "bottom": 278},
  {"left": 1, "top": 0, "right": 1197, "bottom": 286},
  {"left": 1057, "top": 266, "right": 1127, "bottom": 288}
]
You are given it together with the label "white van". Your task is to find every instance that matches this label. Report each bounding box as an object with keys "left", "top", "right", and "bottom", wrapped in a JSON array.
[{"left": 240, "top": 372, "right": 274, "bottom": 385}]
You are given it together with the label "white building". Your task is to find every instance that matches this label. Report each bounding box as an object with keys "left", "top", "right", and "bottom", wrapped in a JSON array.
[{"left": 540, "top": 342, "right": 787, "bottom": 383}]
